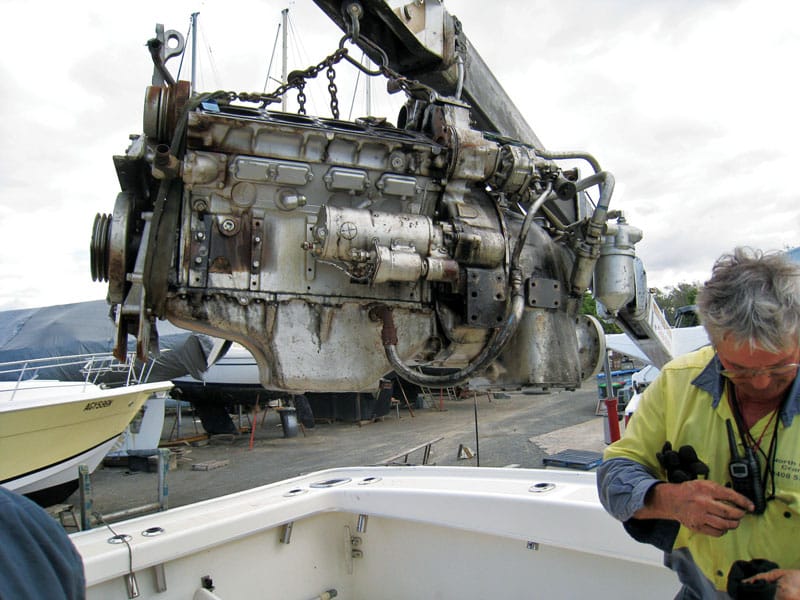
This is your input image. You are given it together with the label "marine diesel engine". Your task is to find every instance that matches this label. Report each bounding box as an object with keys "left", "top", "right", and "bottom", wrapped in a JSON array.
[{"left": 90, "top": 10, "right": 645, "bottom": 393}]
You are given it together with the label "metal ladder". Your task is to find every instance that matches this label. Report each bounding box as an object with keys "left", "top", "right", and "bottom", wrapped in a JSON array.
[{"left": 418, "top": 385, "right": 457, "bottom": 410}]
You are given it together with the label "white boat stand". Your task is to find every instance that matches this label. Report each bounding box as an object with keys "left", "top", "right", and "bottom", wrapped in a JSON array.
[
  {"left": 78, "top": 448, "right": 171, "bottom": 530},
  {"left": 377, "top": 436, "right": 443, "bottom": 465}
]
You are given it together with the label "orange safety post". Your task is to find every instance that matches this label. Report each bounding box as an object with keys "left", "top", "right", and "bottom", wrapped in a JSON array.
[{"left": 604, "top": 398, "right": 621, "bottom": 443}]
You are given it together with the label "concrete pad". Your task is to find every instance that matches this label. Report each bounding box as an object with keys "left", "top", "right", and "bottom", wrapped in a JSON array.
[{"left": 530, "top": 417, "right": 607, "bottom": 455}]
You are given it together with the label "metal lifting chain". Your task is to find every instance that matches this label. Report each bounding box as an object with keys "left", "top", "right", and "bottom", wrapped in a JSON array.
[
  {"left": 336, "top": 1, "right": 439, "bottom": 100},
  {"left": 327, "top": 66, "right": 340, "bottom": 119},
  {"left": 219, "top": 31, "right": 438, "bottom": 116},
  {"left": 231, "top": 47, "right": 348, "bottom": 114},
  {"left": 295, "top": 80, "right": 308, "bottom": 115},
  {"left": 337, "top": 33, "right": 438, "bottom": 102}
]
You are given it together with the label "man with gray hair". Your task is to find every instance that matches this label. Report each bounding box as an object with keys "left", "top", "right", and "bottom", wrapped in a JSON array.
[{"left": 597, "top": 247, "right": 800, "bottom": 599}]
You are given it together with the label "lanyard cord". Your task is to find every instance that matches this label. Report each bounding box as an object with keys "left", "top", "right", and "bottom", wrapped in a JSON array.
[
  {"left": 749, "top": 407, "right": 778, "bottom": 451},
  {"left": 727, "top": 382, "right": 782, "bottom": 500}
]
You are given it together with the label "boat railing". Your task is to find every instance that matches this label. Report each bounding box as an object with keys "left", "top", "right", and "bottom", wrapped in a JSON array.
[
  {"left": 80, "top": 352, "right": 157, "bottom": 386},
  {"left": 0, "top": 352, "right": 147, "bottom": 400}
]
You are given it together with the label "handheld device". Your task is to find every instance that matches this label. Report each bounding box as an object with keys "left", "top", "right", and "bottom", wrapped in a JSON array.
[{"left": 726, "top": 419, "right": 766, "bottom": 514}]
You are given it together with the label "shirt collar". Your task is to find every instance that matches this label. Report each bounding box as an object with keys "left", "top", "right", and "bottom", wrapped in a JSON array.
[{"left": 691, "top": 353, "right": 800, "bottom": 426}]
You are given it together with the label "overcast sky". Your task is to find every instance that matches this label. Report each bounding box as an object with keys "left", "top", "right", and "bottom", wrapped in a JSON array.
[{"left": 1, "top": 0, "right": 798, "bottom": 311}]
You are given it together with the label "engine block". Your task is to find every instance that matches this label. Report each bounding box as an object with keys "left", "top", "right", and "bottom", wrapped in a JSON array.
[{"left": 91, "top": 23, "right": 618, "bottom": 394}]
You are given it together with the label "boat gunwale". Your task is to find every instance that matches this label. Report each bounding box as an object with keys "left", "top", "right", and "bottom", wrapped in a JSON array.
[{"left": 72, "top": 465, "right": 665, "bottom": 588}]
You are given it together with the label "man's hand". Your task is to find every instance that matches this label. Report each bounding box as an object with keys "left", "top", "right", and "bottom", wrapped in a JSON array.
[
  {"left": 634, "top": 479, "right": 754, "bottom": 537},
  {"left": 744, "top": 569, "right": 800, "bottom": 599}
]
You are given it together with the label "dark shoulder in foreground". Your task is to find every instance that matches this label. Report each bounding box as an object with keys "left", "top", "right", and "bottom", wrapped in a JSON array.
[{"left": 0, "top": 487, "right": 86, "bottom": 599}]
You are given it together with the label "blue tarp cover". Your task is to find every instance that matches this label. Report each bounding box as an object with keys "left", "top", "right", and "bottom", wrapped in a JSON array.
[{"left": 0, "top": 300, "right": 210, "bottom": 382}]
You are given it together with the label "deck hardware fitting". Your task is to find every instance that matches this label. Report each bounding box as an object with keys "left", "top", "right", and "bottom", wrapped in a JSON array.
[
  {"left": 124, "top": 572, "right": 140, "bottom": 598},
  {"left": 283, "top": 488, "right": 309, "bottom": 497},
  {"left": 526, "top": 541, "right": 540, "bottom": 551},
  {"left": 280, "top": 521, "right": 294, "bottom": 544},
  {"left": 108, "top": 534, "right": 133, "bottom": 544},
  {"left": 528, "top": 482, "right": 556, "bottom": 493},
  {"left": 310, "top": 477, "right": 352, "bottom": 488},
  {"left": 153, "top": 563, "right": 167, "bottom": 593},
  {"left": 356, "top": 514, "right": 368, "bottom": 533},
  {"left": 358, "top": 476, "right": 382, "bottom": 485},
  {"left": 141, "top": 526, "right": 165, "bottom": 537},
  {"left": 344, "top": 526, "right": 357, "bottom": 574}
]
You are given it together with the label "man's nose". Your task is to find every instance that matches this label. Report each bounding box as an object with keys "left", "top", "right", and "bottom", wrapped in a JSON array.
[{"left": 747, "top": 373, "right": 772, "bottom": 389}]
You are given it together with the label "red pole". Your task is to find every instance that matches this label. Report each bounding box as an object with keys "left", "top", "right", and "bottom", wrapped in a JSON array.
[{"left": 604, "top": 398, "right": 621, "bottom": 443}]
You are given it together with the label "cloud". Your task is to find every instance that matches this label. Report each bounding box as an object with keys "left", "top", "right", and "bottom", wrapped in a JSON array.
[{"left": 0, "top": 0, "right": 798, "bottom": 311}]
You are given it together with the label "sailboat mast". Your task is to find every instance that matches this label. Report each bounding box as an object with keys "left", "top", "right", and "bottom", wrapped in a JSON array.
[
  {"left": 190, "top": 12, "right": 199, "bottom": 95},
  {"left": 364, "top": 56, "right": 372, "bottom": 117},
  {"left": 281, "top": 8, "right": 288, "bottom": 112}
]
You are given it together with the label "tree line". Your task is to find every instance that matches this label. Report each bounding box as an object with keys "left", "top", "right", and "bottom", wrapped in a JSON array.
[{"left": 581, "top": 282, "right": 701, "bottom": 333}]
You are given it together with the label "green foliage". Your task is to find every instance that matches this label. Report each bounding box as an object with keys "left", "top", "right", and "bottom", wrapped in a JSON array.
[
  {"left": 653, "top": 282, "right": 701, "bottom": 325},
  {"left": 579, "top": 292, "right": 622, "bottom": 333},
  {"left": 581, "top": 280, "right": 701, "bottom": 333}
]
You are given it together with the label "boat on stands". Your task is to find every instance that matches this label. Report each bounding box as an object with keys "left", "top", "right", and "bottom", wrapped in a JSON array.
[
  {"left": 0, "top": 354, "right": 173, "bottom": 506},
  {"left": 73, "top": 466, "right": 679, "bottom": 599}
]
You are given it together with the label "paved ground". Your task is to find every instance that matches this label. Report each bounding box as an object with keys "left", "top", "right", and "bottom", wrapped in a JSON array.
[{"left": 68, "top": 386, "right": 610, "bottom": 521}]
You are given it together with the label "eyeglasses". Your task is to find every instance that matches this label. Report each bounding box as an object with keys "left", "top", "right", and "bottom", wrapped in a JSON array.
[{"left": 719, "top": 363, "right": 800, "bottom": 381}]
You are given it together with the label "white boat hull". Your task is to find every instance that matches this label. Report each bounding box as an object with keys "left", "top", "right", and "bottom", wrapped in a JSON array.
[
  {"left": 73, "top": 466, "right": 680, "bottom": 599},
  {"left": 7, "top": 437, "right": 118, "bottom": 497},
  {"left": 0, "top": 380, "right": 173, "bottom": 503}
]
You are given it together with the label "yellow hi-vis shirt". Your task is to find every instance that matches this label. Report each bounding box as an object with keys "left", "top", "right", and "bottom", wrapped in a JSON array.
[{"left": 604, "top": 345, "right": 800, "bottom": 591}]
